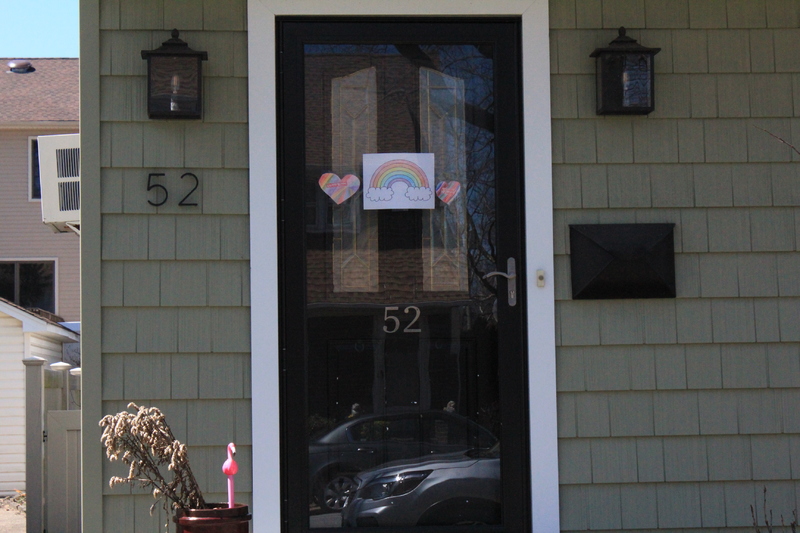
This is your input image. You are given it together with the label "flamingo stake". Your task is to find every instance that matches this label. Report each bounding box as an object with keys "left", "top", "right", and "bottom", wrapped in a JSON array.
[{"left": 222, "top": 442, "right": 238, "bottom": 508}]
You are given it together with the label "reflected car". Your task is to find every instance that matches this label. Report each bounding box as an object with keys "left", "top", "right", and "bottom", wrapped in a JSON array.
[
  {"left": 309, "top": 411, "right": 497, "bottom": 512},
  {"left": 341, "top": 444, "right": 501, "bottom": 527}
]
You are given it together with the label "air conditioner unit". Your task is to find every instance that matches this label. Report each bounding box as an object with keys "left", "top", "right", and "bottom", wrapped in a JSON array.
[{"left": 38, "top": 134, "right": 80, "bottom": 234}]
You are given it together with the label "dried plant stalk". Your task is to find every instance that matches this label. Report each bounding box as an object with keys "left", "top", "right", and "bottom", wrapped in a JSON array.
[
  {"left": 754, "top": 126, "right": 800, "bottom": 157},
  {"left": 100, "top": 403, "right": 206, "bottom": 516},
  {"left": 751, "top": 486, "right": 799, "bottom": 533}
]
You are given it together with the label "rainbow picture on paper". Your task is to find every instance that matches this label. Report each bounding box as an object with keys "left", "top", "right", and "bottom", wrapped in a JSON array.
[
  {"left": 370, "top": 160, "right": 429, "bottom": 189},
  {"left": 363, "top": 153, "right": 435, "bottom": 210}
]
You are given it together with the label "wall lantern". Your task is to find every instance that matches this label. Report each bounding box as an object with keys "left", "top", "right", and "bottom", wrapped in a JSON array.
[
  {"left": 141, "top": 29, "right": 208, "bottom": 119},
  {"left": 590, "top": 27, "right": 660, "bottom": 115}
]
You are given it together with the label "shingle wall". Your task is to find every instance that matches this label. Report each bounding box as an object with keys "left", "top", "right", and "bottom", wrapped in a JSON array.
[
  {"left": 93, "top": 0, "right": 800, "bottom": 529},
  {"left": 552, "top": 0, "right": 800, "bottom": 530},
  {"left": 96, "top": 0, "right": 251, "bottom": 527}
]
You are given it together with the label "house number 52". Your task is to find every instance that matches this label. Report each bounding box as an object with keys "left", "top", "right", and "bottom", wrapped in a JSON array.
[
  {"left": 383, "top": 306, "right": 421, "bottom": 334},
  {"left": 147, "top": 172, "right": 200, "bottom": 207}
]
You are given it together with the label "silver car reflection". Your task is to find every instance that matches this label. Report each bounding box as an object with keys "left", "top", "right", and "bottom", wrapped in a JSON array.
[
  {"left": 341, "top": 445, "right": 501, "bottom": 527},
  {"left": 310, "top": 411, "right": 497, "bottom": 513}
]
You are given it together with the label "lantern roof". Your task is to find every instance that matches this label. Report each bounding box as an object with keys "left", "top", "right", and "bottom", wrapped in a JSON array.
[
  {"left": 141, "top": 29, "right": 209, "bottom": 60},
  {"left": 590, "top": 27, "right": 661, "bottom": 57}
]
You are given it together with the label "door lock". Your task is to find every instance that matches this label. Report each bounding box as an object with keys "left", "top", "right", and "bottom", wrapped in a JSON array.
[{"left": 483, "top": 257, "right": 517, "bottom": 306}]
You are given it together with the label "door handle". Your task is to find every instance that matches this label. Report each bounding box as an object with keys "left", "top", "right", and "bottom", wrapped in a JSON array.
[{"left": 483, "top": 257, "right": 517, "bottom": 306}]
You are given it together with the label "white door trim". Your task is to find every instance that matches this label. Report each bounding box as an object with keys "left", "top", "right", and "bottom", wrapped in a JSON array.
[{"left": 247, "top": 2, "right": 557, "bottom": 532}]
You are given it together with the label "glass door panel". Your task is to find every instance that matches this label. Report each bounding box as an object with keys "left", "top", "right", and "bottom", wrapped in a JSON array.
[{"left": 279, "top": 19, "right": 528, "bottom": 532}]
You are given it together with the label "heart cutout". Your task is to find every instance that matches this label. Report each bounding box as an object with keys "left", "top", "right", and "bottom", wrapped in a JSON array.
[
  {"left": 435, "top": 181, "right": 461, "bottom": 204},
  {"left": 319, "top": 173, "right": 361, "bottom": 205}
]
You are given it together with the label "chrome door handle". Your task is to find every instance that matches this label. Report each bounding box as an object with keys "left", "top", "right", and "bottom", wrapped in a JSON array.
[
  {"left": 484, "top": 272, "right": 515, "bottom": 280},
  {"left": 483, "top": 257, "right": 517, "bottom": 306}
]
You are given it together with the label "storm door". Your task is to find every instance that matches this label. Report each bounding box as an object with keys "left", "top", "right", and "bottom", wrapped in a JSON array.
[{"left": 278, "top": 18, "right": 529, "bottom": 532}]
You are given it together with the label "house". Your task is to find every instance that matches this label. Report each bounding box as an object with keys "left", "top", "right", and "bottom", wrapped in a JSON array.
[
  {"left": 0, "top": 58, "right": 80, "bottom": 322},
  {"left": 0, "top": 297, "right": 79, "bottom": 496},
  {"left": 80, "top": 1, "right": 800, "bottom": 531}
]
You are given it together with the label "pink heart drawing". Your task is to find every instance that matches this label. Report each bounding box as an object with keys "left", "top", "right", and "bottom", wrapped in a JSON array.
[
  {"left": 435, "top": 181, "right": 461, "bottom": 204},
  {"left": 319, "top": 173, "right": 361, "bottom": 205}
]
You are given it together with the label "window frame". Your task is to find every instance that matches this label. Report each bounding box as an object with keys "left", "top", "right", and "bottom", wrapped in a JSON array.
[
  {"left": 248, "top": 1, "right": 557, "bottom": 532},
  {"left": 28, "top": 136, "right": 42, "bottom": 201},
  {"left": 0, "top": 258, "right": 58, "bottom": 314},
  {"left": 278, "top": 18, "right": 530, "bottom": 533}
]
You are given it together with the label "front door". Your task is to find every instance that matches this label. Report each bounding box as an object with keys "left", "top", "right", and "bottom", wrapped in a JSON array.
[{"left": 278, "top": 18, "right": 529, "bottom": 532}]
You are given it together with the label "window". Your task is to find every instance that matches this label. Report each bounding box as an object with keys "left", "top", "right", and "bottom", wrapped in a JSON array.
[
  {"left": 0, "top": 261, "right": 55, "bottom": 313},
  {"left": 29, "top": 137, "right": 41, "bottom": 200}
]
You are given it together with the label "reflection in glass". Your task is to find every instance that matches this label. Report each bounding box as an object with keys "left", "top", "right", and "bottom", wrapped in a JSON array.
[
  {"left": 342, "top": 444, "right": 501, "bottom": 527},
  {"left": 0, "top": 264, "right": 14, "bottom": 303},
  {"left": 304, "top": 43, "right": 500, "bottom": 528},
  {"left": 0, "top": 262, "right": 55, "bottom": 313},
  {"left": 331, "top": 67, "right": 379, "bottom": 293},
  {"left": 19, "top": 262, "right": 55, "bottom": 311},
  {"left": 622, "top": 54, "right": 651, "bottom": 108},
  {"left": 420, "top": 67, "right": 468, "bottom": 292}
]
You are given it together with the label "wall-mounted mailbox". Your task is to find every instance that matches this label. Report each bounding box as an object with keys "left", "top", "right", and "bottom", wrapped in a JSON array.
[{"left": 569, "top": 223, "right": 675, "bottom": 299}]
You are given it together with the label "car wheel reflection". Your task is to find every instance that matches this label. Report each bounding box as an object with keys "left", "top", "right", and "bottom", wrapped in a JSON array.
[{"left": 320, "top": 473, "right": 357, "bottom": 512}]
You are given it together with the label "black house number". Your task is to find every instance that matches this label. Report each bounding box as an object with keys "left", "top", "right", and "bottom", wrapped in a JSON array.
[{"left": 146, "top": 172, "right": 200, "bottom": 207}]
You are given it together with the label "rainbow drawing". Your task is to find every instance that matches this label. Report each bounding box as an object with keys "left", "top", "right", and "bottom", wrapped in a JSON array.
[
  {"left": 369, "top": 159, "right": 430, "bottom": 190},
  {"left": 363, "top": 153, "right": 435, "bottom": 210}
]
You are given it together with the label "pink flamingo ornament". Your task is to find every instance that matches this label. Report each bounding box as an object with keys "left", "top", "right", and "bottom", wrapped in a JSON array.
[{"left": 222, "top": 442, "right": 238, "bottom": 508}]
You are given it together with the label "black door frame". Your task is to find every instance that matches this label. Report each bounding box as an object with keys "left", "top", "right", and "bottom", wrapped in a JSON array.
[{"left": 277, "top": 17, "right": 530, "bottom": 533}]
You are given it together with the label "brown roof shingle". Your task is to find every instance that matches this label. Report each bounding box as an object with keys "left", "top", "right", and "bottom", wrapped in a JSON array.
[{"left": 0, "top": 58, "right": 78, "bottom": 123}]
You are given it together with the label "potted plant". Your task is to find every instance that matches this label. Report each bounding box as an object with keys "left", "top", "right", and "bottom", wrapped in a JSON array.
[{"left": 100, "top": 403, "right": 251, "bottom": 532}]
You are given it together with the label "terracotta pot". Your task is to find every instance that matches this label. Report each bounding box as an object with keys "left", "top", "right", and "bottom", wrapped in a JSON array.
[{"left": 174, "top": 503, "right": 252, "bottom": 533}]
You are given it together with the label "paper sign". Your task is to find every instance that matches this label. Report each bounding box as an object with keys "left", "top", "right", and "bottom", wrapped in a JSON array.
[{"left": 363, "top": 153, "right": 435, "bottom": 210}]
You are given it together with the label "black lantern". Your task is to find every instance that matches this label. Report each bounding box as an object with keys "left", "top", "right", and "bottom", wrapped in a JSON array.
[
  {"left": 590, "top": 27, "right": 660, "bottom": 115},
  {"left": 141, "top": 29, "right": 208, "bottom": 119}
]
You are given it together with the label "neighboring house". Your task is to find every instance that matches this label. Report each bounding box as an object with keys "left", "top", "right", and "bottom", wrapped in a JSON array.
[
  {"left": 0, "top": 58, "right": 80, "bottom": 322},
  {"left": 80, "top": 1, "right": 800, "bottom": 532},
  {"left": 0, "top": 297, "right": 79, "bottom": 496}
]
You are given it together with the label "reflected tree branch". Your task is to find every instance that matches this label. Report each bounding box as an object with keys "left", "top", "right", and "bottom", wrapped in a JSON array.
[{"left": 395, "top": 44, "right": 495, "bottom": 133}]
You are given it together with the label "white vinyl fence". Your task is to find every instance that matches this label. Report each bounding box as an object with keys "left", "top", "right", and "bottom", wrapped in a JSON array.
[{"left": 24, "top": 357, "right": 81, "bottom": 533}]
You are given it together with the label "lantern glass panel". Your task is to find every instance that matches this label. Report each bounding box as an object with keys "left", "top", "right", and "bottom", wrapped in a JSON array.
[
  {"left": 596, "top": 55, "right": 611, "bottom": 111},
  {"left": 149, "top": 55, "right": 201, "bottom": 116},
  {"left": 595, "top": 51, "right": 655, "bottom": 115},
  {"left": 622, "top": 54, "right": 651, "bottom": 108}
]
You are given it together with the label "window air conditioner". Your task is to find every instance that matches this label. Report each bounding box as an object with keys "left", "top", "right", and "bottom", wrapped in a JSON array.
[{"left": 38, "top": 134, "right": 80, "bottom": 234}]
